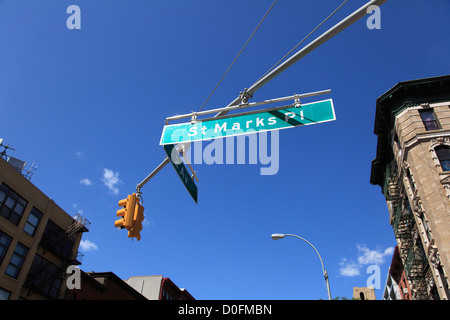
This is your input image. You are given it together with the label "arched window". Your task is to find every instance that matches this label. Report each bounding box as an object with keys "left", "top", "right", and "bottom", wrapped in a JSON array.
[{"left": 435, "top": 146, "right": 450, "bottom": 171}]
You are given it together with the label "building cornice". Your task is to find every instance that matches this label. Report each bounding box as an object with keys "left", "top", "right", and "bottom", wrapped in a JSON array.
[{"left": 370, "top": 75, "right": 450, "bottom": 187}]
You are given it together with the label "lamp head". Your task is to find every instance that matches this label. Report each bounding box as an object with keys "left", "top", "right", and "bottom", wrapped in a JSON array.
[{"left": 271, "top": 233, "right": 285, "bottom": 240}]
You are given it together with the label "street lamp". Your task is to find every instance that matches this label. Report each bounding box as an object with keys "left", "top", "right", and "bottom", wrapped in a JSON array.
[{"left": 271, "top": 233, "right": 332, "bottom": 300}]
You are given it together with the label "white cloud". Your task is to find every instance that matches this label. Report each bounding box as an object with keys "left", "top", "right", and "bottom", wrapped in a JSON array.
[
  {"left": 357, "top": 244, "right": 394, "bottom": 265},
  {"left": 72, "top": 204, "right": 83, "bottom": 215},
  {"left": 339, "top": 245, "right": 395, "bottom": 277},
  {"left": 339, "top": 259, "right": 360, "bottom": 277},
  {"left": 80, "top": 239, "right": 98, "bottom": 251},
  {"left": 143, "top": 218, "right": 153, "bottom": 227},
  {"left": 79, "top": 178, "right": 92, "bottom": 186},
  {"left": 75, "top": 151, "right": 85, "bottom": 159},
  {"left": 102, "top": 168, "right": 121, "bottom": 195}
]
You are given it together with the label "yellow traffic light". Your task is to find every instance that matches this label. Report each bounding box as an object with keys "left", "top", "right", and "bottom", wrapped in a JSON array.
[
  {"left": 128, "top": 198, "right": 144, "bottom": 241},
  {"left": 114, "top": 193, "right": 137, "bottom": 231},
  {"left": 115, "top": 193, "right": 146, "bottom": 241}
]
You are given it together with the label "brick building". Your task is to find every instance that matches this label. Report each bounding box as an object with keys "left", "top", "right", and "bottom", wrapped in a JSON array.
[
  {"left": 383, "top": 246, "right": 411, "bottom": 300},
  {"left": 65, "top": 272, "right": 194, "bottom": 300},
  {"left": 0, "top": 142, "right": 195, "bottom": 300},
  {"left": 370, "top": 75, "right": 450, "bottom": 299},
  {"left": 0, "top": 150, "right": 88, "bottom": 299},
  {"left": 65, "top": 270, "right": 147, "bottom": 300},
  {"left": 126, "top": 275, "right": 195, "bottom": 300}
]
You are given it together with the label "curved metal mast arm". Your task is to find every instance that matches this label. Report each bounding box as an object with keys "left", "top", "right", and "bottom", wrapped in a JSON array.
[{"left": 215, "top": 0, "right": 389, "bottom": 117}]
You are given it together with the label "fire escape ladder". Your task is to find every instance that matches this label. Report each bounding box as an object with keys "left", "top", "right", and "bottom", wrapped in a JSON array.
[
  {"left": 404, "top": 232, "right": 429, "bottom": 300},
  {"left": 393, "top": 202, "right": 415, "bottom": 262},
  {"left": 65, "top": 214, "right": 90, "bottom": 238}
]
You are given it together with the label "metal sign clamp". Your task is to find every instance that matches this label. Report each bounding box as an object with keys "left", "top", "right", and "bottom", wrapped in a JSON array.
[
  {"left": 190, "top": 112, "right": 198, "bottom": 124},
  {"left": 294, "top": 94, "right": 302, "bottom": 108},
  {"left": 239, "top": 88, "right": 253, "bottom": 104}
]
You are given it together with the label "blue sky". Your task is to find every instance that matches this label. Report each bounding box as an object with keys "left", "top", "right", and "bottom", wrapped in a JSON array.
[{"left": 1, "top": 0, "right": 449, "bottom": 300}]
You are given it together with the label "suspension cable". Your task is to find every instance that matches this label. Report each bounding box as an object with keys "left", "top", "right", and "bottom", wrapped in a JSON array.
[
  {"left": 257, "top": 0, "right": 348, "bottom": 82},
  {"left": 198, "top": 0, "right": 278, "bottom": 113}
]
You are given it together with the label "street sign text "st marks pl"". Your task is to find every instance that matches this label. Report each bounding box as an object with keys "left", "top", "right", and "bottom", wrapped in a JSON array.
[{"left": 160, "top": 99, "right": 335, "bottom": 145}]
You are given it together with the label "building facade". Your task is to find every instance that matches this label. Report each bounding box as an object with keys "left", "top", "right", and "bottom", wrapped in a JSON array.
[
  {"left": 65, "top": 271, "right": 147, "bottom": 300},
  {"left": 0, "top": 156, "right": 89, "bottom": 299},
  {"left": 370, "top": 75, "right": 450, "bottom": 300},
  {"left": 383, "top": 246, "right": 411, "bottom": 300},
  {"left": 64, "top": 272, "right": 194, "bottom": 300},
  {"left": 126, "top": 275, "right": 195, "bottom": 300},
  {"left": 353, "top": 287, "right": 376, "bottom": 300}
]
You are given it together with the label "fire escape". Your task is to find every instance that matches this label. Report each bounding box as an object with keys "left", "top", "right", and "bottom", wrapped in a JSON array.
[
  {"left": 386, "top": 164, "right": 430, "bottom": 299},
  {"left": 24, "top": 214, "right": 90, "bottom": 299},
  {"left": 40, "top": 214, "right": 90, "bottom": 265}
]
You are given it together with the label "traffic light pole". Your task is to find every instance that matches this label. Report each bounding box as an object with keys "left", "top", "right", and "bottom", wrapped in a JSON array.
[
  {"left": 136, "top": 0, "right": 389, "bottom": 194},
  {"left": 135, "top": 156, "right": 170, "bottom": 198}
]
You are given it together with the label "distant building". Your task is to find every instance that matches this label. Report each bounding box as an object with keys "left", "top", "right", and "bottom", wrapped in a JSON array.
[
  {"left": 65, "top": 271, "right": 147, "bottom": 300},
  {"left": 370, "top": 75, "right": 450, "bottom": 300},
  {"left": 0, "top": 156, "right": 89, "bottom": 299},
  {"left": 64, "top": 272, "right": 194, "bottom": 300},
  {"left": 353, "top": 287, "right": 376, "bottom": 300},
  {"left": 383, "top": 246, "right": 410, "bottom": 300},
  {"left": 125, "top": 275, "right": 195, "bottom": 300}
]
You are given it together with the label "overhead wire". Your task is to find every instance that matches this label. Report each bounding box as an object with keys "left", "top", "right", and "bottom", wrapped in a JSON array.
[
  {"left": 198, "top": 0, "right": 348, "bottom": 113},
  {"left": 198, "top": 0, "right": 278, "bottom": 113},
  {"left": 257, "top": 0, "right": 349, "bottom": 82}
]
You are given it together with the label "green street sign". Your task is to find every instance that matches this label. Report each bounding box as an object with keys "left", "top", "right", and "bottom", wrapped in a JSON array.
[
  {"left": 163, "top": 143, "right": 198, "bottom": 204},
  {"left": 160, "top": 99, "right": 335, "bottom": 145}
]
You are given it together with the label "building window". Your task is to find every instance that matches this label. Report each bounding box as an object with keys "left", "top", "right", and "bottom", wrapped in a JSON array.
[
  {"left": 0, "top": 287, "right": 11, "bottom": 300},
  {"left": 419, "top": 109, "right": 440, "bottom": 131},
  {"left": 0, "top": 231, "right": 12, "bottom": 266},
  {"left": 435, "top": 146, "right": 450, "bottom": 172},
  {"left": 0, "top": 183, "right": 28, "bottom": 226},
  {"left": 5, "top": 242, "right": 28, "bottom": 279},
  {"left": 24, "top": 207, "right": 43, "bottom": 236}
]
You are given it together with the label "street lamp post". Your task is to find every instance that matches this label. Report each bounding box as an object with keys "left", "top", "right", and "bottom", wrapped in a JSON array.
[{"left": 271, "top": 233, "right": 332, "bottom": 300}]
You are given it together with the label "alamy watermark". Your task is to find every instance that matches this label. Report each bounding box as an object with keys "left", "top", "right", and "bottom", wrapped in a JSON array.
[
  {"left": 67, "top": 5, "right": 81, "bottom": 30},
  {"left": 62, "top": 2, "right": 380, "bottom": 175},
  {"left": 168, "top": 130, "right": 280, "bottom": 176},
  {"left": 366, "top": 5, "right": 381, "bottom": 30},
  {"left": 366, "top": 264, "right": 381, "bottom": 289},
  {"left": 66, "top": 265, "right": 81, "bottom": 290},
  {"left": 66, "top": 4, "right": 381, "bottom": 31}
]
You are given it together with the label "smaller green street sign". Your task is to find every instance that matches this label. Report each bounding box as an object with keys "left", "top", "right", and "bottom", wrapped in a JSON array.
[
  {"left": 160, "top": 99, "right": 335, "bottom": 145},
  {"left": 163, "top": 143, "right": 198, "bottom": 204}
]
